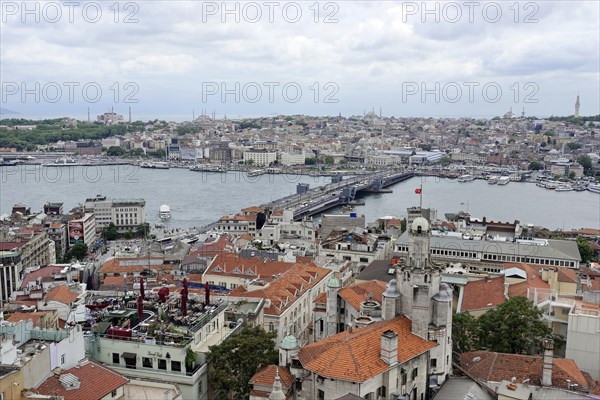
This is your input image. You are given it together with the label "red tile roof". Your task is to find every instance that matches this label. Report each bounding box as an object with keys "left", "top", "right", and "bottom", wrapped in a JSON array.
[
  {"left": 6, "top": 311, "right": 49, "bottom": 328},
  {"left": 204, "top": 253, "right": 295, "bottom": 280},
  {"left": 338, "top": 280, "right": 387, "bottom": 312},
  {"left": 299, "top": 316, "right": 437, "bottom": 382},
  {"left": 19, "top": 266, "right": 64, "bottom": 290},
  {"left": 235, "top": 263, "right": 331, "bottom": 315},
  {"left": 460, "top": 351, "right": 591, "bottom": 391},
  {"left": 33, "top": 359, "right": 128, "bottom": 400},
  {"left": 0, "top": 241, "right": 26, "bottom": 251},
  {"left": 44, "top": 285, "right": 79, "bottom": 304},
  {"left": 250, "top": 365, "right": 294, "bottom": 388},
  {"left": 461, "top": 277, "right": 506, "bottom": 312}
]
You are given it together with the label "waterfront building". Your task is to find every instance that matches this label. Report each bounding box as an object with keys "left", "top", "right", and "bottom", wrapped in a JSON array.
[
  {"left": 243, "top": 148, "right": 277, "bottom": 166},
  {"left": 216, "top": 213, "right": 257, "bottom": 235},
  {"left": 84, "top": 195, "right": 146, "bottom": 233}
]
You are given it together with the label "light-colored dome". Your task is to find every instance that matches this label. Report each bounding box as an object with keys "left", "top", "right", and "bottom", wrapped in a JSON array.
[
  {"left": 327, "top": 277, "right": 342, "bottom": 288},
  {"left": 411, "top": 217, "right": 430, "bottom": 233},
  {"left": 280, "top": 335, "right": 299, "bottom": 350},
  {"left": 383, "top": 279, "right": 401, "bottom": 298},
  {"left": 433, "top": 283, "right": 452, "bottom": 302}
]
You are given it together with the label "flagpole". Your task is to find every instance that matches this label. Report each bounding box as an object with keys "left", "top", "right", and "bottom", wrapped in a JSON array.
[{"left": 419, "top": 183, "right": 423, "bottom": 210}]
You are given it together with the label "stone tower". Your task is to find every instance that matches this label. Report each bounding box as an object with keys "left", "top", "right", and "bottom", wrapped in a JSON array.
[
  {"left": 575, "top": 95, "right": 580, "bottom": 117},
  {"left": 325, "top": 275, "right": 342, "bottom": 338},
  {"left": 395, "top": 215, "right": 453, "bottom": 385}
]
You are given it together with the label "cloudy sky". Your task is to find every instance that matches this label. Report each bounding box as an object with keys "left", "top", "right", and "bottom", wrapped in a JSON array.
[{"left": 1, "top": 0, "right": 598, "bottom": 120}]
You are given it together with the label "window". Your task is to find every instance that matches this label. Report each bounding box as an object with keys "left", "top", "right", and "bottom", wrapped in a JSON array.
[
  {"left": 171, "top": 361, "right": 181, "bottom": 372},
  {"left": 158, "top": 359, "right": 167, "bottom": 370},
  {"left": 401, "top": 372, "right": 408, "bottom": 385},
  {"left": 412, "top": 367, "right": 418, "bottom": 379},
  {"left": 61, "top": 354, "right": 65, "bottom": 365},
  {"left": 430, "top": 358, "right": 437, "bottom": 368},
  {"left": 112, "top": 353, "right": 120, "bottom": 364},
  {"left": 318, "top": 390, "right": 325, "bottom": 400},
  {"left": 143, "top": 357, "right": 153, "bottom": 368},
  {"left": 111, "top": 390, "right": 117, "bottom": 397}
]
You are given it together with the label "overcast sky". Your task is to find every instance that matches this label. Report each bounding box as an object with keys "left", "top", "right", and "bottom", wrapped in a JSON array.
[{"left": 1, "top": 1, "right": 598, "bottom": 120}]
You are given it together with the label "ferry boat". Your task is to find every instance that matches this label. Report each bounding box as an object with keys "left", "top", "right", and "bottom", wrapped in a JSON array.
[
  {"left": 458, "top": 174, "right": 475, "bottom": 182},
  {"left": 497, "top": 177, "right": 510, "bottom": 185},
  {"left": 190, "top": 164, "right": 226, "bottom": 173},
  {"left": 555, "top": 184, "right": 573, "bottom": 192},
  {"left": 588, "top": 183, "right": 600, "bottom": 194},
  {"left": 487, "top": 176, "right": 498, "bottom": 184},
  {"left": 141, "top": 162, "right": 169, "bottom": 169},
  {"left": 159, "top": 204, "right": 171, "bottom": 219},
  {"left": 42, "top": 157, "right": 81, "bottom": 167},
  {"left": 248, "top": 169, "right": 265, "bottom": 177}
]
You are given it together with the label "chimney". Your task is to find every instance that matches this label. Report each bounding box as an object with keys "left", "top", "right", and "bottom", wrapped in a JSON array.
[
  {"left": 503, "top": 282, "right": 510, "bottom": 299},
  {"left": 542, "top": 337, "right": 554, "bottom": 386},
  {"left": 380, "top": 330, "right": 398, "bottom": 366}
]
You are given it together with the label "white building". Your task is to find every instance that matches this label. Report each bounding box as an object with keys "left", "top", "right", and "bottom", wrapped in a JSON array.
[
  {"left": 243, "top": 148, "right": 277, "bottom": 166},
  {"left": 565, "top": 301, "right": 600, "bottom": 380},
  {"left": 84, "top": 195, "right": 146, "bottom": 233}
]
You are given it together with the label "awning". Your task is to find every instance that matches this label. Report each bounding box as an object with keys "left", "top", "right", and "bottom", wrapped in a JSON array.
[{"left": 122, "top": 352, "right": 136, "bottom": 359}]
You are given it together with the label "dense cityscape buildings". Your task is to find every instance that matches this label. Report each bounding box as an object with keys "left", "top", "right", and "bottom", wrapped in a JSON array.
[
  {"left": 2, "top": 0, "right": 600, "bottom": 398},
  {"left": 1, "top": 109, "right": 599, "bottom": 400}
]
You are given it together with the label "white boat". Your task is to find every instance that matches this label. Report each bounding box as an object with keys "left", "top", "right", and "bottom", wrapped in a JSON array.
[
  {"left": 555, "top": 184, "right": 573, "bottom": 192},
  {"left": 248, "top": 169, "right": 265, "bottom": 177},
  {"left": 487, "top": 176, "right": 498, "bottom": 184},
  {"left": 458, "top": 174, "right": 475, "bottom": 182},
  {"left": 141, "top": 162, "right": 169, "bottom": 169},
  {"left": 190, "top": 164, "right": 226, "bottom": 173},
  {"left": 509, "top": 174, "right": 522, "bottom": 182},
  {"left": 588, "top": 183, "right": 600, "bottom": 194},
  {"left": 497, "top": 177, "right": 510, "bottom": 185},
  {"left": 42, "top": 157, "right": 81, "bottom": 167},
  {"left": 159, "top": 204, "right": 171, "bottom": 219}
]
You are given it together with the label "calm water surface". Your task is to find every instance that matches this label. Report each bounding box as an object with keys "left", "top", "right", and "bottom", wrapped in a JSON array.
[{"left": 1, "top": 166, "right": 598, "bottom": 230}]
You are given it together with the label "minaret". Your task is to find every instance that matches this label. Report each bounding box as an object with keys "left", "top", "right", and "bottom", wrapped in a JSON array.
[
  {"left": 521, "top": 107, "right": 525, "bottom": 118},
  {"left": 575, "top": 95, "right": 580, "bottom": 117},
  {"left": 87, "top": 107, "right": 90, "bottom": 122},
  {"left": 128, "top": 106, "right": 131, "bottom": 123},
  {"left": 269, "top": 369, "right": 286, "bottom": 400}
]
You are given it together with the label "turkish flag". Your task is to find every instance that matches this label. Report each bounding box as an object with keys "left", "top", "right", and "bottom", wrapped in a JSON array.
[{"left": 415, "top": 188, "right": 422, "bottom": 194}]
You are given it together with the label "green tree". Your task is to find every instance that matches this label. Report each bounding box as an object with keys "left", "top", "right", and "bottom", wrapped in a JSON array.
[
  {"left": 452, "top": 312, "right": 479, "bottom": 355},
  {"left": 477, "top": 296, "right": 554, "bottom": 355},
  {"left": 305, "top": 157, "right": 318, "bottom": 165},
  {"left": 400, "top": 218, "right": 407, "bottom": 233},
  {"left": 440, "top": 156, "right": 452, "bottom": 166},
  {"left": 528, "top": 161, "right": 543, "bottom": 171},
  {"left": 339, "top": 159, "right": 348, "bottom": 165},
  {"left": 324, "top": 156, "right": 335, "bottom": 164},
  {"left": 209, "top": 325, "right": 278, "bottom": 400},
  {"left": 67, "top": 242, "right": 88, "bottom": 261},
  {"left": 107, "top": 146, "right": 125, "bottom": 156},
  {"left": 566, "top": 142, "right": 582, "bottom": 151},
  {"left": 136, "top": 223, "right": 151, "bottom": 238},
  {"left": 124, "top": 229, "right": 133, "bottom": 240},
  {"left": 577, "top": 154, "right": 593, "bottom": 175},
  {"left": 543, "top": 130, "right": 555, "bottom": 137},
  {"left": 540, "top": 142, "right": 546, "bottom": 148},
  {"left": 577, "top": 237, "right": 594, "bottom": 263},
  {"left": 103, "top": 223, "right": 118, "bottom": 241},
  {"left": 568, "top": 171, "right": 576, "bottom": 180}
]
